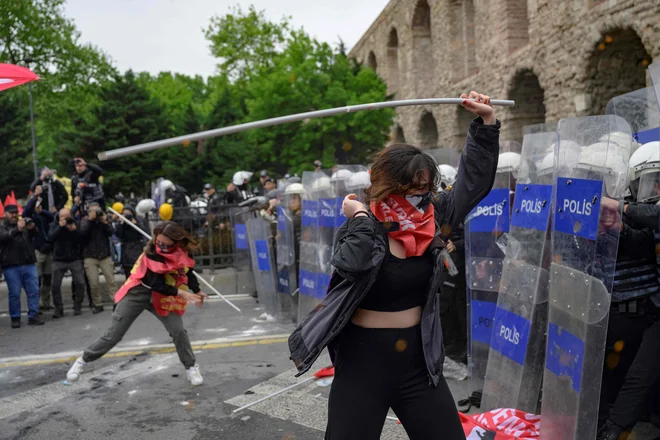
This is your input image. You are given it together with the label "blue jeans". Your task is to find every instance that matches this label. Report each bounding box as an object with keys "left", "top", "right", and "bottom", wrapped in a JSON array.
[{"left": 4, "top": 264, "right": 40, "bottom": 319}]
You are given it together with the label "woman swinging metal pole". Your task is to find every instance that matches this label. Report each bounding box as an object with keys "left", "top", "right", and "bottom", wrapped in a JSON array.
[{"left": 98, "top": 97, "right": 515, "bottom": 161}]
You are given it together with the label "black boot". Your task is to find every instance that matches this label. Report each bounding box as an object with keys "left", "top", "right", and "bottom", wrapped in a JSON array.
[
  {"left": 28, "top": 315, "right": 45, "bottom": 326},
  {"left": 597, "top": 421, "right": 625, "bottom": 440},
  {"left": 73, "top": 303, "right": 82, "bottom": 316},
  {"left": 53, "top": 308, "right": 64, "bottom": 318},
  {"left": 11, "top": 318, "right": 20, "bottom": 329},
  {"left": 92, "top": 305, "right": 104, "bottom": 314}
]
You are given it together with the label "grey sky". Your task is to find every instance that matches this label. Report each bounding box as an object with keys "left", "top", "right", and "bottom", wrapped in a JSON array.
[{"left": 64, "top": 0, "right": 389, "bottom": 78}]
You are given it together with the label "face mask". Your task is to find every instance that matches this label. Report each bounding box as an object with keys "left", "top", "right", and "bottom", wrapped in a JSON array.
[{"left": 405, "top": 192, "right": 433, "bottom": 213}]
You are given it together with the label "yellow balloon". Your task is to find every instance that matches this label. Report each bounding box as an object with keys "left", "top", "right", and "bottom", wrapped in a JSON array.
[
  {"left": 159, "top": 203, "right": 174, "bottom": 221},
  {"left": 112, "top": 202, "right": 124, "bottom": 213}
]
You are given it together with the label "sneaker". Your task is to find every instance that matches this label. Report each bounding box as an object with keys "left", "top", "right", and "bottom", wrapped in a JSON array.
[
  {"left": 53, "top": 308, "right": 64, "bottom": 319},
  {"left": 28, "top": 315, "right": 45, "bottom": 326},
  {"left": 11, "top": 318, "right": 20, "bottom": 329},
  {"left": 186, "top": 364, "right": 204, "bottom": 386},
  {"left": 66, "top": 357, "right": 86, "bottom": 382},
  {"left": 92, "top": 306, "right": 104, "bottom": 314}
]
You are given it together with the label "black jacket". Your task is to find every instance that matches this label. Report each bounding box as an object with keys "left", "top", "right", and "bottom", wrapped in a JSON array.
[
  {"left": 23, "top": 197, "right": 56, "bottom": 253},
  {"left": 49, "top": 219, "right": 84, "bottom": 262},
  {"left": 288, "top": 118, "right": 500, "bottom": 386},
  {"left": 30, "top": 177, "right": 68, "bottom": 212},
  {"left": 0, "top": 219, "right": 37, "bottom": 268},
  {"left": 72, "top": 163, "right": 104, "bottom": 206},
  {"left": 624, "top": 202, "right": 660, "bottom": 230},
  {"left": 115, "top": 205, "right": 148, "bottom": 267},
  {"left": 80, "top": 215, "right": 114, "bottom": 260}
]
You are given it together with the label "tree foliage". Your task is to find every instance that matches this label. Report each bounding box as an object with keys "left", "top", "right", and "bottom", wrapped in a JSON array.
[
  {"left": 0, "top": 2, "right": 394, "bottom": 199},
  {"left": 0, "top": 88, "right": 33, "bottom": 198},
  {"left": 56, "top": 71, "right": 172, "bottom": 196}
]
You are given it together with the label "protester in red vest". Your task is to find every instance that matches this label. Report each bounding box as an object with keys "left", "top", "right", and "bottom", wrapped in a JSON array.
[{"left": 66, "top": 221, "right": 208, "bottom": 385}]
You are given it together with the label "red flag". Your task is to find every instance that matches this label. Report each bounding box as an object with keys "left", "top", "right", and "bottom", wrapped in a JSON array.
[
  {"left": 0, "top": 64, "right": 39, "bottom": 92},
  {"left": 0, "top": 203, "right": 4, "bottom": 218},
  {"left": 3, "top": 195, "right": 11, "bottom": 207}
]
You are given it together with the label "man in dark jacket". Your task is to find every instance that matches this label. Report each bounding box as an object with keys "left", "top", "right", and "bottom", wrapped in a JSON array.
[
  {"left": 71, "top": 157, "right": 105, "bottom": 213},
  {"left": 0, "top": 205, "right": 44, "bottom": 327},
  {"left": 80, "top": 202, "right": 115, "bottom": 313},
  {"left": 113, "top": 204, "right": 148, "bottom": 278},
  {"left": 30, "top": 167, "right": 68, "bottom": 212},
  {"left": 49, "top": 208, "right": 86, "bottom": 317},
  {"left": 23, "top": 193, "right": 56, "bottom": 311}
]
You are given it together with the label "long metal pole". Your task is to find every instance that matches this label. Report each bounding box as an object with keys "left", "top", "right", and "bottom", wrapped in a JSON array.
[
  {"left": 98, "top": 98, "right": 515, "bottom": 161},
  {"left": 108, "top": 207, "right": 242, "bottom": 313},
  {"left": 29, "top": 82, "right": 38, "bottom": 179}
]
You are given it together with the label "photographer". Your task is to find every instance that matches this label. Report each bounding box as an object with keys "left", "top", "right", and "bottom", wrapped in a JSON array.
[
  {"left": 113, "top": 204, "right": 148, "bottom": 278},
  {"left": 30, "top": 167, "right": 68, "bottom": 213},
  {"left": 80, "top": 202, "right": 115, "bottom": 314},
  {"left": 49, "top": 208, "right": 86, "bottom": 317},
  {"left": 0, "top": 205, "right": 44, "bottom": 328},
  {"left": 71, "top": 157, "right": 105, "bottom": 213},
  {"left": 23, "top": 191, "right": 56, "bottom": 311}
]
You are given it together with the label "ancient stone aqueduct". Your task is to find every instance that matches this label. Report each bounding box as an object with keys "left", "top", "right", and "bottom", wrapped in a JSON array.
[{"left": 348, "top": 0, "right": 660, "bottom": 164}]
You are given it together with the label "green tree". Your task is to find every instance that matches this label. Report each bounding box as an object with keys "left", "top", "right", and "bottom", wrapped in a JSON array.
[
  {"left": 244, "top": 31, "right": 393, "bottom": 175},
  {"left": 0, "top": 0, "right": 114, "bottom": 164},
  {"left": 205, "top": 5, "right": 290, "bottom": 83},
  {"left": 0, "top": 88, "right": 33, "bottom": 199},
  {"left": 56, "top": 71, "right": 172, "bottom": 197},
  {"left": 136, "top": 72, "right": 210, "bottom": 135}
]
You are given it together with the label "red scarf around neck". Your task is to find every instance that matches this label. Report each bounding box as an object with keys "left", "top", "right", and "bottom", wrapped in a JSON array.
[
  {"left": 370, "top": 194, "right": 435, "bottom": 257},
  {"left": 114, "top": 246, "right": 196, "bottom": 316}
]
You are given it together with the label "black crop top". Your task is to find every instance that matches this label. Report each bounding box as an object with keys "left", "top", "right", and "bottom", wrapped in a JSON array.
[{"left": 359, "top": 249, "right": 434, "bottom": 312}]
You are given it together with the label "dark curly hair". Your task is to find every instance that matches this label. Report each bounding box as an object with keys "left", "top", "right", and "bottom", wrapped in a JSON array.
[
  {"left": 364, "top": 144, "right": 440, "bottom": 204},
  {"left": 150, "top": 221, "right": 199, "bottom": 252}
]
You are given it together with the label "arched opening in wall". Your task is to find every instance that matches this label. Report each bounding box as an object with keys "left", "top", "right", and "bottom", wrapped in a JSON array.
[
  {"left": 449, "top": 0, "right": 477, "bottom": 81},
  {"left": 367, "top": 51, "right": 378, "bottom": 71},
  {"left": 387, "top": 28, "right": 399, "bottom": 94},
  {"left": 412, "top": 0, "right": 434, "bottom": 97},
  {"left": 419, "top": 112, "right": 439, "bottom": 149},
  {"left": 506, "top": 69, "right": 545, "bottom": 143},
  {"left": 394, "top": 125, "right": 406, "bottom": 143},
  {"left": 585, "top": 28, "right": 652, "bottom": 116}
]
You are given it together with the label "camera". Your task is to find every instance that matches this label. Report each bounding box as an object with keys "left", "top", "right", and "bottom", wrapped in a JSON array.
[
  {"left": 65, "top": 218, "right": 75, "bottom": 225},
  {"left": 24, "top": 218, "right": 33, "bottom": 225},
  {"left": 124, "top": 213, "right": 134, "bottom": 221}
]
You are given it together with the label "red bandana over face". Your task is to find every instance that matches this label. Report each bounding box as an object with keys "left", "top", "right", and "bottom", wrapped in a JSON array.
[
  {"left": 114, "top": 246, "right": 195, "bottom": 316},
  {"left": 370, "top": 194, "right": 435, "bottom": 257}
]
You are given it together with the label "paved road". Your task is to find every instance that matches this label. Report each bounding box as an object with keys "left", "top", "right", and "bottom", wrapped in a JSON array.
[{"left": 1, "top": 295, "right": 659, "bottom": 440}]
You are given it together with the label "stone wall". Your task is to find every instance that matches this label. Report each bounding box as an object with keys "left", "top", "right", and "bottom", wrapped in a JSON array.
[{"left": 349, "top": 0, "right": 660, "bottom": 156}]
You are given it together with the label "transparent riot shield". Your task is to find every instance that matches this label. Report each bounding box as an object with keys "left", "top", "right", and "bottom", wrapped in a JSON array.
[
  {"left": 606, "top": 86, "right": 660, "bottom": 146},
  {"left": 230, "top": 206, "right": 255, "bottom": 295},
  {"left": 540, "top": 115, "right": 632, "bottom": 440},
  {"left": 275, "top": 179, "right": 299, "bottom": 324},
  {"left": 465, "top": 141, "right": 519, "bottom": 399},
  {"left": 297, "top": 171, "right": 324, "bottom": 322},
  {"left": 650, "top": 61, "right": 660, "bottom": 114},
  {"left": 246, "top": 214, "right": 279, "bottom": 320},
  {"left": 318, "top": 171, "right": 338, "bottom": 298},
  {"left": 481, "top": 131, "right": 555, "bottom": 413}
]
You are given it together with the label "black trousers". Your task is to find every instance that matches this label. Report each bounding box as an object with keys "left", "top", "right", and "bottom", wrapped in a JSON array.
[
  {"left": 598, "top": 306, "right": 658, "bottom": 425},
  {"left": 439, "top": 275, "right": 467, "bottom": 364},
  {"left": 609, "top": 318, "right": 660, "bottom": 429},
  {"left": 326, "top": 322, "right": 465, "bottom": 440}
]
